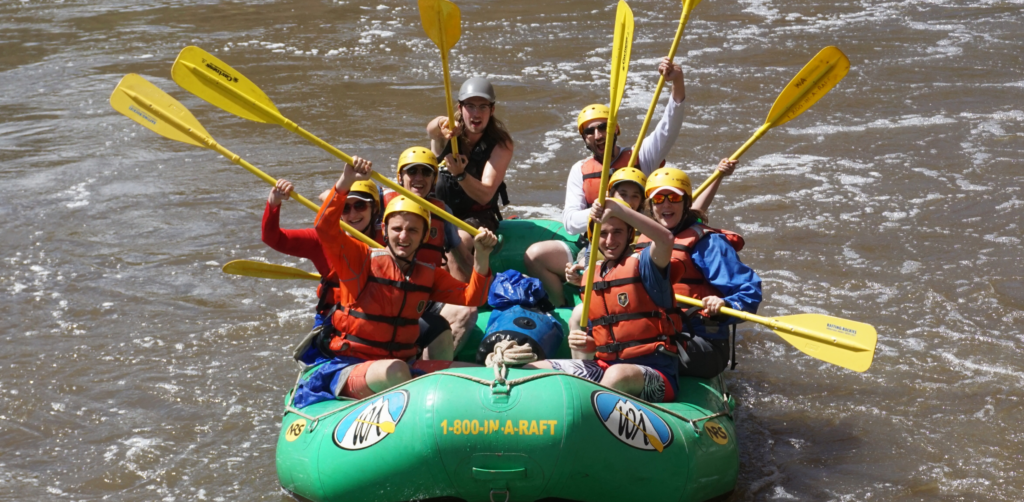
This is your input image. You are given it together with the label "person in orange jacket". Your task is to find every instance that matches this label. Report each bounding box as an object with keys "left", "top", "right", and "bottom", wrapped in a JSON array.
[{"left": 294, "top": 156, "right": 497, "bottom": 404}]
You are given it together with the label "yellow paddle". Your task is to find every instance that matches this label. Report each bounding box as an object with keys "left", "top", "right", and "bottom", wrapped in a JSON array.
[
  {"left": 108, "top": 74, "right": 382, "bottom": 249},
  {"left": 354, "top": 419, "right": 396, "bottom": 434},
  {"left": 692, "top": 46, "right": 850, "bottom": 198},
  {"left": 418, "top": 0, "right": 462, "bottom": 158},
  {"left": 580, "top": 0, "right": 634, "bottom": 321},
  {"left": 222, "top": 260, "right": 321, "bottom": 281},
  {"left": 625, "top": 0, "right": 701, "bottom": 168},
  {"left": 674, "top": 294, "right": 876, "bottom": 372},
  {"left": 615, "top": 407, "right": 664, "bottom": 452},
  {"left": 170, "top": 46, "right": 480, "bottom": 237}
]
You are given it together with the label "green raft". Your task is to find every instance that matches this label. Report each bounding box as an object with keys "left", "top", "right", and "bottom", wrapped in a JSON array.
[{"left": 276, "top": 219, "right": 739, "bottom": 502}]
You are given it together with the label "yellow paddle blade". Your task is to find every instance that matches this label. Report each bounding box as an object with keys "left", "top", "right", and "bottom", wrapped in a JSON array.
[
  {"left": 171, "top": 46, "right": 283, "bottom": 124},
  {"left": 772, "top": 313, "right": 876, "bottom": 373},
  {"left": 221, "top": 260, "right": 321, "bottom": 281},
  {"left": 764, "top": 46, "right": 850, "bottom": 129},
  {"left": 608, "top": 0, "right": 634, "bottom": 113},
  {"left": 418, "top": 0, "right": 461, "bottom": 52},
  {"left": 110, "top": 74, "right": 211, "bottom": 148}
]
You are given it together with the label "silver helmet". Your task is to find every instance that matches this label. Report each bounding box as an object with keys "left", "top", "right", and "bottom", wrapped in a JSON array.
[{"left": 458, "top": 77, "right": 496, "bottom": 103}]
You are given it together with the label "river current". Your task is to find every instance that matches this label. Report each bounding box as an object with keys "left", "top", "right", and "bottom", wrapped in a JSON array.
[{"left": 1, "top": 0, "right": 1022, "bottom": 500}]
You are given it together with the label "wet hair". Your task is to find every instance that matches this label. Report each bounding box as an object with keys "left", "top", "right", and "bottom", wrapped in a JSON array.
[{"left": 453, "top": 105, "right": 514, "bottom": 150}]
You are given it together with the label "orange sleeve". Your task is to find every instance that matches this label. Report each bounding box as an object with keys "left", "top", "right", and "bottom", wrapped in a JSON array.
[
  {"left": 314, "top": 186, "right": 370, "bottom": 304},
  {"left": 429, "top": 267, "right": 492, "bottom": 307}
]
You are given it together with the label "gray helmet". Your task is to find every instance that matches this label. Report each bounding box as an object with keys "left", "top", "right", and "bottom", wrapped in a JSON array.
[{"left": 458, "top": 77, "right": 496, "bottom": 103}]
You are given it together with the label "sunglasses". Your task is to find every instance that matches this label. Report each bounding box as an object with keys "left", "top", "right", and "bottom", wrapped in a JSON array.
[
  {"left": 582, "top": 123, "right": 608, "bottom": 136},
  {"left": 402, "top": 166, "right": 435, "bottom": 178},
  {"left": 343, "top": 200, "right": 371, "bottom": 214},
  {"left": 650, "top": 193, "right": 685, "bottom": 204}
]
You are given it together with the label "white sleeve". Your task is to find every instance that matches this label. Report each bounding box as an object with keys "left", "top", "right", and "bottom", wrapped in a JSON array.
[
  {"left": 637, "top": 97, "right": 686, "bottom": 175},
  {"left": 561, "top": 160, "right": 591, "bottom": 236}
]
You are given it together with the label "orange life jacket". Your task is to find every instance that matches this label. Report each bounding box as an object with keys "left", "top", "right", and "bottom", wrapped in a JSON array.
[
  {"left": 635, "top": 223, "right": 745, "bottom": 300},
  {"left": 381, "top": 191, "right": 447, "bottom": 268},
  {"left": 580, "top": 148, "right": 665, "bottom": 205},
  {"left": 588, "top": 252, "right": 679, "bottom": 361},
  {"left": 581, "top": 149, "right": 635, "bottom": 206},
  {"left": 323, "top": 249, "right": 436, "bottom": 360}
]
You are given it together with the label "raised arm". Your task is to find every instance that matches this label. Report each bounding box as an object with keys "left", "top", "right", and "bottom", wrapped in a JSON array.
[
  {"left": 444, "top": 143, "right": 512, "bottom": 205},
  {"left": 314, "top": 159, "right": 374, "bottom": 301},
  {"left": 636, "top": 58, "right": 686, "bottom": 174},
  {"left": 691, "top": 159, "right": 737, "bottom": 214},
  {"left": 595, "top": 200, "right": 674, "bottom": 268}
]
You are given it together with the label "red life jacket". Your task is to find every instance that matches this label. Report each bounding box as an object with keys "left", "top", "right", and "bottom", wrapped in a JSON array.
[
  {"left": 381, "top": 191, "right": 447, "bottom": 268},
  {"left": 580, "top": 148, "right": 666, "bottom": 205},
  {"left": 588, "top": 253, "right": 679, "bottom": 361},
  {"left": 635, "top": 223, "right": 745, "bottom": 300},
  {"left": 324, "top": 249, "right": 436, "bottom": 360}
]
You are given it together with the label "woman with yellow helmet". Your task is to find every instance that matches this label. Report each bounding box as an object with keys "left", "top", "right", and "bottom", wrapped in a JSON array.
[
  {"left": 262, "top": 177, "right": 382, "bottom": 352},
  {"left": 292, "top": 157, "right": 497, "bottom": 403},
  {"left": 638, "top": 166, "right": 761, "bottom": 379}
]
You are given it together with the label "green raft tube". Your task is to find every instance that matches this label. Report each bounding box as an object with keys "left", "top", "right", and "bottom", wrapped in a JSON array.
[{"left": 276, "top": 219, "right": 738, "bottom": 502}]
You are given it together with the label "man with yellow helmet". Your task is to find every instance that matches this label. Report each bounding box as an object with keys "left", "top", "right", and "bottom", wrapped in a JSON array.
[
  {"left": 297, "top": 156, "right": 497, "bottom": 402},
  {"left": 524, "top": 196, "right": 682, "bottom": 403},
  {"left": 639, "top": 167, "right": 761, "bottom": 379},
  {"left": 524, "top": 57, "right": 686, "bottom": 306},
  {"left": 382, "top": 146, "right": 481, "bottom": 361}
]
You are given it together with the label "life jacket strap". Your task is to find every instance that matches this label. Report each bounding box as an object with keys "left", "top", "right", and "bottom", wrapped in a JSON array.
[
  {"left": 340, "top": 306, "right": 420, "bottom": 327},
  {"left": 366, "top": 276, "right": 432, "bottom": 293},
  {"left": 591, "top": 310, "right": 663, "bottom": 326},
  {"left": 596, "top": 334, "right": 674, "bottom": 353},
  {"left": 592, "top": 276, "right": 642, "bottom": 291},
  {"left": 344, "top": 335, "right": 417, "bottom": 353}
]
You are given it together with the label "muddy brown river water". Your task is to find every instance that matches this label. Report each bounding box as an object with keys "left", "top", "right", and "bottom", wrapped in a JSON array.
[{"left": 1, "top": 0, "right": 1023, "bottom": 500}]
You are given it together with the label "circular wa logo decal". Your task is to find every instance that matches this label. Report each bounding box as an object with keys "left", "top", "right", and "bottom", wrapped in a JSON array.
[
  {"left": 591, "top": 391, "right": 673, "bottom": 452},
  {"left": 334, "top": 390, "right": 409, "bottom": 450}
]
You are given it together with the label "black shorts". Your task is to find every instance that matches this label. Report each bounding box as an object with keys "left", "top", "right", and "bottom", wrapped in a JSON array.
[{"left": 416, "top": 301, "right": 450, "bottom": 349}]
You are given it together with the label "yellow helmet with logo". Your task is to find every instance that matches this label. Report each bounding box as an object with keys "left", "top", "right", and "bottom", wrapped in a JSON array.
[
  {"left": 577, "top": 104, "right": 610, "bottom": 133},
  {"left": 383, "top": 195, "right": 431, "bottom": 241},
  {"left": 645, "top": 167, "right": 692, "bottom": 198},
  {"left": 348, "top": 179, "right": 380, "bottom": 209},
  {"left": 396, "top": 146, "right": 439, "bottom": 186},
  {"left": 608, "top": 167, "right": 648, "bottom": 193}
]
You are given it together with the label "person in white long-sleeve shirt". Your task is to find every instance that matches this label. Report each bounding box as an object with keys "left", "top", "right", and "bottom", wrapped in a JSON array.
[{"left": 526, "top": 57, "right": 732, "bottom": 306}]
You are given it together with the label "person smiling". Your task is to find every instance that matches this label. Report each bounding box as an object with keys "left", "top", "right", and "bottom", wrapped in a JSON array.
[
  {"left": 427, "top": 77, "right": 514, "bottom": 282},
  {"left": 524, "top": 198, "right": 680, "bottom": 402},
  {"left": 524, "top": 57, "right": 687, "bottom": 306},
  {"left": 262, "top": 178, "right": 382, "bottom": 336},
  {"left": 639, "top": 167, "right": 762, "bottom": 379},
  {"left": 381, "top": 147, "right": 479, "bottom": 361},
  {"left": 298, "top": 156, "right": 496, "bottom": 402}
]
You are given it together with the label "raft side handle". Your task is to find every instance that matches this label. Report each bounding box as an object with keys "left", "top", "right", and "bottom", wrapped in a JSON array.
[
  {"left": 489, "top": 489, "right": 510, "bottom": 502},
  {"left": 473, "top": 468, "right": 527, "bottom": 480}
]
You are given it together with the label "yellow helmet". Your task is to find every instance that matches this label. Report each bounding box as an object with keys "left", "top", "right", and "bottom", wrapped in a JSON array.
[
  {"left": 608, "top": 167, "right": 648, "bottom": 193},
  {"left": 382, "top": 195, "right": 431, "bottom": 241},
  {"left": 348, "top": 179, "right": 380, "bottom": 209},
  {"left": 645, "top": 167, "right": 692, "bottom": 198},
  {"left": 396, "top": 146, "right": 439, "bottom": 184},
  {"left": 577, "top": 104, "right": 610, "bottom": 133},
  {"left": 587, "top": 197, "right": 632, "bottom": 241}
]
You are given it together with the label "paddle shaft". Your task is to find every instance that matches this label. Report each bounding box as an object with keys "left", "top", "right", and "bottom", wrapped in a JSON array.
[
  {"left": 439, "top": 49, "right": 460, "bottom": 158},
  {"left": 181, "top": 61, "right": 478, "bottom": 236},
  {"left": 581, "top": 2, "right": 632, "bottom": 320},
  {"left": 693, "top": 50, "right": 842, "bottom": 199},
  {"left": 625, "top": 3, "right": 693, "bottom": 168},
  {"left": 118, "top": 86, "right": 382, "bottom": 248},
  {"left": 673, "top": 294, "right": 870, "bottom": 352}
]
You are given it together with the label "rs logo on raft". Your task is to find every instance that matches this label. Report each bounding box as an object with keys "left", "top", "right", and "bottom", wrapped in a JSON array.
[
  {"left": 591, "top": 391, "right": 673, "bottom": 452},
  {"left": 333, "top": 390, "right": 409, "bottom": 451}
]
